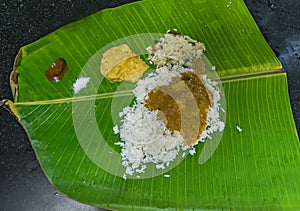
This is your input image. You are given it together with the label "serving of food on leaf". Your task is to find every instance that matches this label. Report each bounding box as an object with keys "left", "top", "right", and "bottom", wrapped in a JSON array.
[{"left": 100, "top": 30, "right": 225, "bottom": 179}]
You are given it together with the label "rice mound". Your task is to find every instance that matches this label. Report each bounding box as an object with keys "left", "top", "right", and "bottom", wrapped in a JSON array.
[{"left": 114, "top": 30, "right": 224, "bottom": 179}]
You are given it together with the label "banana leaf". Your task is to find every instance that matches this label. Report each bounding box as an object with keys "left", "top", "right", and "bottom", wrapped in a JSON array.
[{"left": 1, "top": 0, "right": 299, "bottom": 210}]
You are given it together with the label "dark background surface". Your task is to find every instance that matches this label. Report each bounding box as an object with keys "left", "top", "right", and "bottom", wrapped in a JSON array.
[{"left": 0, "top": 0, "right": 299, "bottom": 210}]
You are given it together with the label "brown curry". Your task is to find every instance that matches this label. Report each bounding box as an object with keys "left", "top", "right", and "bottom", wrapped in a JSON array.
[{"left": 145, "top": 71, "right": 212, "bottom": 146}]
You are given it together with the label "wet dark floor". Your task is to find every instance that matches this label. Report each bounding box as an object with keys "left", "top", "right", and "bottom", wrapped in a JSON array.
[{"left": 0, "top": 0, "right": 299, "bottom": 210}]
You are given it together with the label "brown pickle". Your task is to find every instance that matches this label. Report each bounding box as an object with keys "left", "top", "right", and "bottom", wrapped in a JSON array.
[{"left": 45, "top": 58, "right": 68, "bottom": 82}]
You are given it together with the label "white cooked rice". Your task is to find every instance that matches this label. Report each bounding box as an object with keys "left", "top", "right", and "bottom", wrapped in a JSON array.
[{"left": 115, "top": 30, "right": 224, "bottom": 178}]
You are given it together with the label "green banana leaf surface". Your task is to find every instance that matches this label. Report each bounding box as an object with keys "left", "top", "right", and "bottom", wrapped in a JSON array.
[{"left": 1, "top": 0, "right": 300, "bottom": 210}]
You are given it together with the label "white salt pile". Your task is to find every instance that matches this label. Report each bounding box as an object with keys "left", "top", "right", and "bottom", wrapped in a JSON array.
[{"left": 72, "top": 77, "right": 90, "bottom": 94}]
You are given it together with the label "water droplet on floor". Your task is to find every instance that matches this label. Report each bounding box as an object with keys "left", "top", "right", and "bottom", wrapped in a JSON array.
[{"left": 268, "top": 1, "right": 277, "bottom": 10}]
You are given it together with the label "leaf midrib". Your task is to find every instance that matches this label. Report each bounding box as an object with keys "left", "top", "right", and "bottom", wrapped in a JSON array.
[
  {"left": 13, "top": 90, "right": 133, "bottom": 105},
  {"left": 12, "top": 69, "right": 284, "bottom": 105}
]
